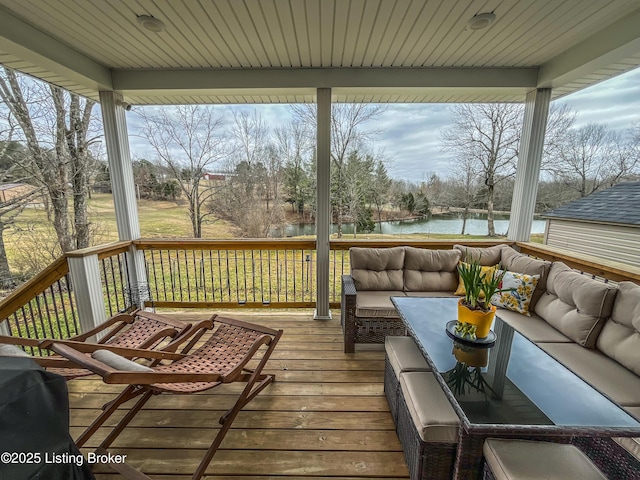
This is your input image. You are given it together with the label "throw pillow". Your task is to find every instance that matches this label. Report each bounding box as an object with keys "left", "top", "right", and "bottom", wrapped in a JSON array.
[
  {"left": 454, "top": 262, "right": 498, "bottom": 296},
  {"left": 490, "top": 270, "right": 540, "bottom": 316}
]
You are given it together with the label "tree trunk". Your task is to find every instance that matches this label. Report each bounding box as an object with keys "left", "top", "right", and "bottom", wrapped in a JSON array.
[
  {"left": 67, "top": 94, "right": 94, "bottom": 249},
  {"left": 50, "top": 190, "right": 74, "bottom": 252},
  {"left": 487, "top": 185, "right": 496, "bottom": 237},
  {"left": 461, "top": 207, "right": 468, "bottom": 235},
  {"left": 0, "top": 221, "right": 15, "bottom": 288}
]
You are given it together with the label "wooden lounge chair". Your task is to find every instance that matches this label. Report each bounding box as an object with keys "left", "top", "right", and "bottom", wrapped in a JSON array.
[
  {"left": 45, "top": 316, "right": 283, "bottom": 480},
  {"left": 0, "top": 309, "right": 214, "bottom": 379}
]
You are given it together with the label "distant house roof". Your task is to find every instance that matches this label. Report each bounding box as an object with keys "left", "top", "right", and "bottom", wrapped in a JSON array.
[{"left": 543, "top": 182, "right": 640, "bottom": 226}]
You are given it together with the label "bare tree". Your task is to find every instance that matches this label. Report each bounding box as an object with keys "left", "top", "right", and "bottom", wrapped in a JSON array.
[
  {"left": 441, "top": 104, "right": 523, "bottom": 236},
  {"left": 138, "top": 105, "right": 227, "bottom": 238},
  {"left": 214, "top": 110, "right": 285, "bottom": 237},
  {"left": 550, "top": 123, "right": 639, "bottom": 197},
  {"left": 290, "top": 103, "right": 385, "bottom": 237},
  {"left": 277, "top": 121, "right": 313, "bottom": 215},
  {"left": 0, "top": 67, "right": 96, "bottom": 252},
  {"left": 448, "top": 155, "right": 483, "bottom": 235}
]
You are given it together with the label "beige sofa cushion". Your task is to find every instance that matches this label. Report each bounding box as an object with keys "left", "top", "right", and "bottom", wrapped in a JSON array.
[
  {"left": 403, "top": 247, "right": 460, "bottom": 292},
  {"left": 537, "top": 342, "right": 640, "bottom": 406},
  {"left": 624, "top": 406, "right": 640, "bottom": 419},
  {"left": 385, "top": 336, "right": 430, "bottom": 376},
  {"left": 454, "top": 244, "right": 505, "bottom": 266},
  {"left": 400, "top": 371, "right": 459, "bottom": 443},
  {"left": 497, "top": 309, "right": 572, "bottom": 343},
  {"left": 500, "top": 247, "right": 551, "bottom": 309},
  {"left": 350, "top": 246, "right": 405, "bottom": 291},
  {"left": 355, "top": 291, "right": 404, "bottom": 318},
  {"left": 483, "top": 439, "right": 606, "bottom": 480},
  {"left": 597, "top": 282, "right": 640, "bottom": 376},
  {"left": 534, "top": 262, "right": 617, "bottom": 348}
]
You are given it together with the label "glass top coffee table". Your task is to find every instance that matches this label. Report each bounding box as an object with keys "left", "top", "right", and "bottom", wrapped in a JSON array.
[{"left": 391, "top": 296, "right": 640, "bottom": 479}]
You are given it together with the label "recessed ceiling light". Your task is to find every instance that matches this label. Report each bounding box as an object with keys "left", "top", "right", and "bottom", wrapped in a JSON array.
[
  {"left": 137, "top": 15, "right": 166, "bottom": 33},
  {"left": 467, "top": 12, "right": 496, "bottom": 31}
]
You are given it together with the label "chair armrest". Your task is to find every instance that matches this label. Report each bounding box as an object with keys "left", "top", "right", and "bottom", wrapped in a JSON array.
[
  {"left": 69, "top": 311, "right": 136, "bottom": 342},
  {"left": 164, "top": 317, "right": 216, "bottom": 354},
  {"left": 342, "top": 274, "right": 357, "bottom": 297},
  {"left": 0, "top": 335, "right": 40, "bottom": 348},
  {"left": 341, "top": 275, "right": 358, "bottom": 353}
]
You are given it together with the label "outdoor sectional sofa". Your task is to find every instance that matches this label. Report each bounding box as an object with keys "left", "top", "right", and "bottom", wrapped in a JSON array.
[{"left": 340, "top": 243, "right": 640, "bottom": 476}]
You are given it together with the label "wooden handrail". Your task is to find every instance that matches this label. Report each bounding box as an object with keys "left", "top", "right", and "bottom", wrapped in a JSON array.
[
  {"left": 65, "top": 241, "right": 133, "bottom": 260},
  {"left": 329, "top": 239, "right": 512, "bottom": 250},
  {"left": 516, "top": 242, "right": 640, "bottom": 283},
  {"left": 3, "top": 239, "right": 639, "bottom": 324},
  {"left": 0, "top": 256, "right": 69, "bottom": 321},
  {"left": 134, "top": 238, "right": 317, "bottom": 250}
]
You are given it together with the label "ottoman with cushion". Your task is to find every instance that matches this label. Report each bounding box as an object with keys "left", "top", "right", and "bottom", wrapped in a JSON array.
[
  {"left": 397, "top": 371, "right": 459, "bottom": 480},
  {"left": 482, "top": 438, "right": 606, "bottom": 480},
  {"left": 384, "top": 336, "right": 430, "bottom": 424}
]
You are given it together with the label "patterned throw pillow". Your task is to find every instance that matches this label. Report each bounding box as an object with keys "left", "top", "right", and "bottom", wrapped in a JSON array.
[
  {"left": 454, "top": 262, "right": 498, "bottom": 296},
  {"left": 490, "top": 270, "right": 540, "bottom": 316}
]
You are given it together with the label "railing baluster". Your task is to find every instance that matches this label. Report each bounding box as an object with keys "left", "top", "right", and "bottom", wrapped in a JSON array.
[
  {"left": 200, "top": 252, "right": 206, "bottom": 302},
  {"left": 276, "top": 251, "right": 280, "bottom": 302},
  {"left": 157, "top": 250, "right": 167, "bottom": 301},
  {"left": 47, "top": 285, "right": 63, "bottom": 338},
  {"left": 184, "top": 250, "right": 192, "bottom": 302},
  {"left": 107, "top": 256, "right": 119, "bottom": 312},
  {"left": 119, "top": 253, "right": 131, "bottom": 315},
  {"left": 259, "top": 249, "right": 264, "bottom": 304},
  {"left": 284, "top": 250, "right": 289, "bottom": 303},
  {"left": 59, "top": 278, "right": 75, "bottom": 336},
  {"left": 101, "top": 257, "right": 114, "bottom": 316},
  {"left": 215, "top": 250, "right": 222, "bottom": 302},
  {"left": 234, "top": 250, "right": 241, "bottom": 303},
  {"left": 177, "top": 250, "right": 185, "bottom": 302},
  {"left": 268, "top": 249, "right": 273, "bottom": 302},
  {"left": 251, "top": 249, "right": 256, "bottom": 303},
  {"left": 167, "top": 250, "right": 175, "bottom": 301}
]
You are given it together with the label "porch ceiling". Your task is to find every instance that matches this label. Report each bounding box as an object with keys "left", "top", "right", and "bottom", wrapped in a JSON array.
[{"left": 0, "top": 0, "right": 639, "bottom": 105}]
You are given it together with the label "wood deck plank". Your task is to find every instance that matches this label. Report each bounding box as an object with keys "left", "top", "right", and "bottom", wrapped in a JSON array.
[{"left": 67, "top": 312, "right": 410, "bottom": 479}]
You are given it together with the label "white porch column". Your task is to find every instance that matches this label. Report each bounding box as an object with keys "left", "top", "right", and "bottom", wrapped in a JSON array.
[
  {"left": 99, "top": 91, "right": 148, "bottom": 307},
  {"left": 315, "top": 88, "right": 332, "bottom": 320},
  {"left": 67, "top": 254, "right": 107, "bottom": 337},
  {"left": 508, "top": 88, "right": 552, "bottom": 242}
]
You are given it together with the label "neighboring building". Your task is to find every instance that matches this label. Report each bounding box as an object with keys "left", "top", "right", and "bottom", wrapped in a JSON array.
[
  {"left": 203, "top": 173, "right": 226, "bottom": 181},
  {"left": 543, "top": 182, "right": 640, "bottom": 268}
]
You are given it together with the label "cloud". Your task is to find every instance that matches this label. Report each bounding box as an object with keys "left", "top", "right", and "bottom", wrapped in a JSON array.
[{"left": 559, "top": 68, "right": 640, "bottom": 131}]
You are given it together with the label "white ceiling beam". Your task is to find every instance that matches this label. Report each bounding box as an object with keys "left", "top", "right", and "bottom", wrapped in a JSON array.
[
  {"left": 538, "top": 7, "right": 640, "bottom": 88},
  {"left": 112, "top": 67, "right": 538, "bottom": 93},
  {"left": 0, "top": 5, "right": 112, "bottom": 91}
]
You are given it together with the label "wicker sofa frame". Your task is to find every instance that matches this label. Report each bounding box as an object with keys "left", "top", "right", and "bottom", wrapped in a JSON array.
[{"left": 341, "top": 274, "right": 406, "bottom": 353}]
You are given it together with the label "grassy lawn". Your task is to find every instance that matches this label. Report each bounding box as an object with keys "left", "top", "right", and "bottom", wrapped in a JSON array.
[{"left": 4, "top": 193, "right": 542, "bottom": 279}]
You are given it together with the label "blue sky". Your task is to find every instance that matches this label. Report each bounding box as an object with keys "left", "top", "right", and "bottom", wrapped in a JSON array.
[{"left": 128, "top": 67, "right": 640, "bottom": 182}]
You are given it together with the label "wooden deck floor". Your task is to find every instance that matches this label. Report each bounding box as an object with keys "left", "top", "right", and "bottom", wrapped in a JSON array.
[{"left": 68, "top": 311, "right": 410, "bottom": 479}]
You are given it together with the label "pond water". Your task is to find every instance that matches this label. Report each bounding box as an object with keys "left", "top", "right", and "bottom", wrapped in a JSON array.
[{"left": 282, "top": 212, "right": 546, "bottom": 237}]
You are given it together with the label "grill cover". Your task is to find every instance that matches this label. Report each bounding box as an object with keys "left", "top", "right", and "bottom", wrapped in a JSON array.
[{"left": 0, "top": 356, "right": 95, "bottom": 479}]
